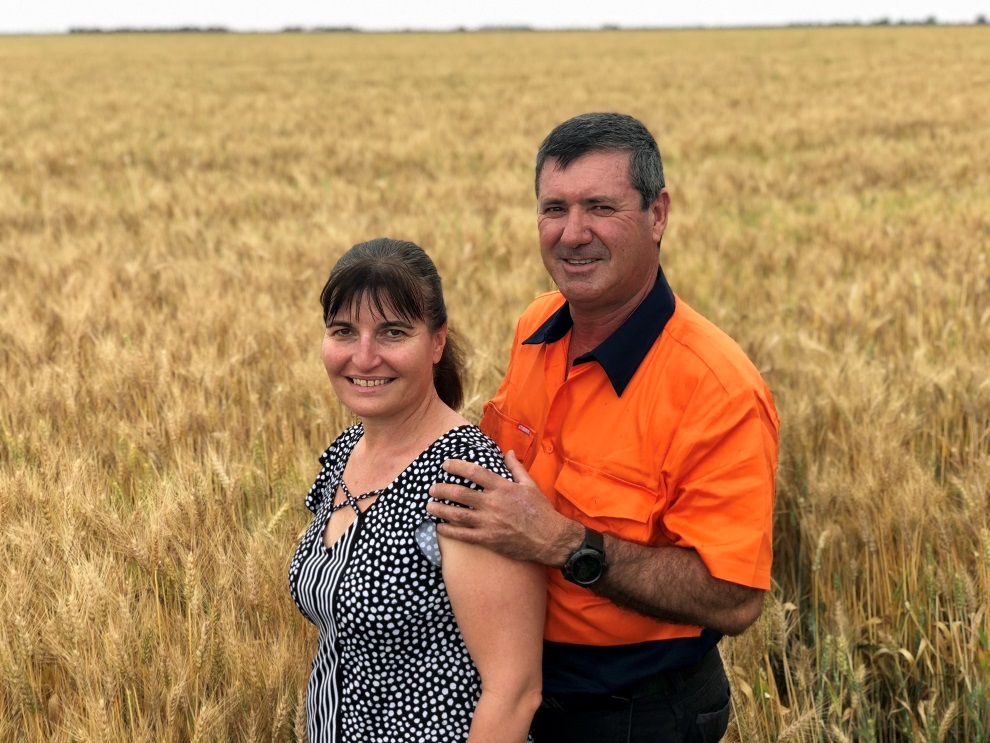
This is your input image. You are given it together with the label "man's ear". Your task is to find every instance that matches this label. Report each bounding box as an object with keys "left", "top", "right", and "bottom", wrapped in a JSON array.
[{"left": 651, "top": 189, "right": 671, "bottom": 246}]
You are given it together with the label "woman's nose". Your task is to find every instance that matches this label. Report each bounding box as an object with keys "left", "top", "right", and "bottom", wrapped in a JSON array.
[{"left": 353, "top": 335, "right": 381, "bottom": 368}]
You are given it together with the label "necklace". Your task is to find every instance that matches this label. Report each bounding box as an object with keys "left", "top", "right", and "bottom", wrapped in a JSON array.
[{"left": 330, "top": 479, "right": 383, "bottom": 516}]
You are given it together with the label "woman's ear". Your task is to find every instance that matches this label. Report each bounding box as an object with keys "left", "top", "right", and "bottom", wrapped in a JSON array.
[{"left": 433, "top": 323, "right": 448, "bottom": 364}]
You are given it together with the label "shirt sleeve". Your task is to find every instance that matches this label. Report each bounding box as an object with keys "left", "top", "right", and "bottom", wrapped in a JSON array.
[
  {"left": 428, "top": 429, "right": 513, "bottom": 514},
  {"left": 661, "top": 380, "right": 779, "bottom": 590},
  {"left": 303, "top": 428, "right": 354, "bottom": 513},
  {"left": 417, "top": 429, "right": 514, "bottom": 567},
  {"left": 304, "top": 452, "right": 334, "bottom": 513}
]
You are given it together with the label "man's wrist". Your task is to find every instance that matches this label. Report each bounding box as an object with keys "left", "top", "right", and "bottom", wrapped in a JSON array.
[
  {"left": 549, "top": 519, "right": 587, "bottom": 568},
  {"left": 561, "top": 527, "right": 609, "bottom": 587}
]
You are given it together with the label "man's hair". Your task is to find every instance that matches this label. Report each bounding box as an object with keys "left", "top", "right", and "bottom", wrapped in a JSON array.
[
  {"left": 535, "top": 112, "right": 665, "bottom": 210},
  {"left": 320, "top": 237, "right": 465, "bottom": 410}
]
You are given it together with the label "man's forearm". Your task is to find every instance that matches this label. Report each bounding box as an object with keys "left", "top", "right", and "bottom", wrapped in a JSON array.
[
  {"left": 571, "top": 531, "right": 764, "bottom": 636},
  {"left": 428, "top": 458, "right": 765, "bottom": 636}
]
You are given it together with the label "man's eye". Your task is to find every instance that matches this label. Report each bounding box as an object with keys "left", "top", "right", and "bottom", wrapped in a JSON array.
[
  {"left": 542, "top": 206, "right": 564, "bottom": 215},
  {"left": 592, "top": 205, "right": 615, "bottom": 214}
]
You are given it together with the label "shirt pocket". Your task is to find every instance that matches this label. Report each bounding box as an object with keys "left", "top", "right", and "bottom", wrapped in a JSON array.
[
  {"left": 480, "top": 402, "right": 536, "bottom": 464},
  {"left": 554, "top": 458, "right": 663, "bottom": 545}
]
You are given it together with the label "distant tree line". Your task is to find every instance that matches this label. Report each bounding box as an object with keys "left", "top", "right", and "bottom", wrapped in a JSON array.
[
  {"left": 69, "top": 26, "right": 231, "bottom": 34},
  {"left": 65, "top": 16, "right": 989, "bottom": 34}
]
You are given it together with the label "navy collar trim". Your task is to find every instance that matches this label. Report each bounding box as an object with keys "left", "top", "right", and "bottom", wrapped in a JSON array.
[{"left": 522, "top": 267, "right": 676, "bottom": 396}]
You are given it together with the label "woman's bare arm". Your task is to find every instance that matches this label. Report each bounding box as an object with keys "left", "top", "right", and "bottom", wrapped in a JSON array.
[{"left": 440, "top": 534, "right": 545, "bottom": 743}]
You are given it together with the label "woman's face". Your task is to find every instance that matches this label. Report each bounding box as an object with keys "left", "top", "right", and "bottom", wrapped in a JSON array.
[{"left": 322, "top": 295, "right": 446, "bottom": 424}]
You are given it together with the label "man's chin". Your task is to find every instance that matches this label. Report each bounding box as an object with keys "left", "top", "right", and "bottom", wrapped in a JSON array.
[{"left": 555, "top": 281, "right": 601, "bottom": 306}]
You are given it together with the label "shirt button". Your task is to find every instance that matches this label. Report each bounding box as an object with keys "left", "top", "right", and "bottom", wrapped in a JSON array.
[{"left": 543, "top": 442, "right": 554, "bottom": 454}]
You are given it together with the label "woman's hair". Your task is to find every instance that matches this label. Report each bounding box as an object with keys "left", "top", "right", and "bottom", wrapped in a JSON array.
[{"left": 320, "top": 237, "right": 465, "bottom": 410}]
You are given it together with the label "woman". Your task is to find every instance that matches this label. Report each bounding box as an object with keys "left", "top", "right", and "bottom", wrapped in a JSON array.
[{"left": 288, "top": 238, "right": 545, "bottom": 742}]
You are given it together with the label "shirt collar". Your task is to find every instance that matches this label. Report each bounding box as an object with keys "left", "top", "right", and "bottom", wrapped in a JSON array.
[{"left": 522, "top": 266, "right": 676, "bottom": 396}]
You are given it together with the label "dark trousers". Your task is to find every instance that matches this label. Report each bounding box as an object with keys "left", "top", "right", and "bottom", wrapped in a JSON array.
[{"left": 531, "top": 649, "right": 731, "bottom": 743}]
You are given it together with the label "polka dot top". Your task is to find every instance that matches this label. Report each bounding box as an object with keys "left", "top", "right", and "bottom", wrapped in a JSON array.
[{"left": 288, "top": 423, "right": 514, "bottom": 743}]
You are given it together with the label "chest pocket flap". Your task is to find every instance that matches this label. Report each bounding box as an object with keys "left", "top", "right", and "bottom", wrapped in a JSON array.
[{"left": 554, "top": 459, "right": 664, "bottom": 545}]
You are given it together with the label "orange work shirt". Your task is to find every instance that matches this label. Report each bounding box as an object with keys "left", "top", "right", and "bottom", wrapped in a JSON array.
[{"left": 480, "top": 268, "right": 779, "bottom": 694}]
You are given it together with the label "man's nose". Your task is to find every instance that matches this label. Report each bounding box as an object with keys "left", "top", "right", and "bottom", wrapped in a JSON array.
[{"left": 559, "top": 208, "right": 591, "bottom": 248}]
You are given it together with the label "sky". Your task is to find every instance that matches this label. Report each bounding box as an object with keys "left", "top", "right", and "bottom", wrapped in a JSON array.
[{"left": 1, "top": 0, "right": 987, "bottom": 34}]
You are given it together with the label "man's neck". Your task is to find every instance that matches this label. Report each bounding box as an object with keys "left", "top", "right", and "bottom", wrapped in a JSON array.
[{"left": 567, "top": 281, "right": 655, "bottom": 366}]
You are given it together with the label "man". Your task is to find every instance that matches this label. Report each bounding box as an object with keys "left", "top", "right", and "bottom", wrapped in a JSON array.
[{"left": 428, "top": 112, "right": 779, "bottom": 742}]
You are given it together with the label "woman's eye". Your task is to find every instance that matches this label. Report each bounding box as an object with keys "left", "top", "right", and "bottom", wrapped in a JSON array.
[
  {"left": 328, "top": 327, "right": 352, "bottom": 337},
  {"left": 383, "top": 328, "right": 407, "bottom": 339}
]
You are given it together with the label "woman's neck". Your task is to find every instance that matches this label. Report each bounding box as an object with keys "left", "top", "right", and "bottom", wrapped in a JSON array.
[
  {"left": 342, "top": 392, "right": 466, "bottom": 494},
  {"left": 358, "top": 391, "right": 465, "bottom": 456}
]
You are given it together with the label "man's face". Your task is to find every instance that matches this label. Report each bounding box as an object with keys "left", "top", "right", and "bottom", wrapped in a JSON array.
[{"left": 537, "top": 150, "right": 668, "bottom": 321}]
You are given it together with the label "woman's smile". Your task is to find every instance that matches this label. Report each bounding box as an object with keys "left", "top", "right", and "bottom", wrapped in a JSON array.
[
  {"left": 323, "top": 296, "right": 445, "bottom": 423},
  {"left": 349, "top": 377, "right": 393, "bottom": 387}
]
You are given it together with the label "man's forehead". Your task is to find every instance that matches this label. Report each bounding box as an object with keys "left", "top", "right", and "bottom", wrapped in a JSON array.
[
  {"left": 538, "top": 150, "right": 635, "bottom": 195},
  {"left": 544, "top": 149, "right": 631, "bottom": 171}
]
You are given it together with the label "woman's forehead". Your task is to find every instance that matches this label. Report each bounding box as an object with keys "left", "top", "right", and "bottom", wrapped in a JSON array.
[{"left": 335, "top": 289, "right": 418, "bottom": 323}]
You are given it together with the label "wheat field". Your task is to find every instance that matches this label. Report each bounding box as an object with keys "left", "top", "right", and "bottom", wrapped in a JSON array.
[{"left": 1, "top": 27, "right": 988, "bottom": 742}]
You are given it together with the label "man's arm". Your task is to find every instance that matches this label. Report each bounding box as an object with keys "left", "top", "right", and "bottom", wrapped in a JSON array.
[
  {"left": 596, "top": 533, "right": 764, "bottom": 636},
  {"left": 427, "top": 451, "right": 764, "bottom": 637}
]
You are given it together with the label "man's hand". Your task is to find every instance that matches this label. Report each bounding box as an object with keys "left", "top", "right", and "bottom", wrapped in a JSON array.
[
  {"left": 428, "top": 451, "right": 582, "bottom": 565},
  {"left": 431, "top": 452, "right": 765, "bottom": 635}
]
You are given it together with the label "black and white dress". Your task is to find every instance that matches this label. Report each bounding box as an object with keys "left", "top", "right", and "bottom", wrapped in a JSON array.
[{"left": 288, "top": 423, "right": 511, "bottom": 743}]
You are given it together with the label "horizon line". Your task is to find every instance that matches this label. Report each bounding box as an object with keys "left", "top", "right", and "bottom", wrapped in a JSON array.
[{"left": 2, "top": 15, "right": 988, "bottom": 36}]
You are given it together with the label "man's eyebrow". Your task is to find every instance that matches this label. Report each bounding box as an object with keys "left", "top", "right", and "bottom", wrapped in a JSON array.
[{"left": 540, "top": 194, "right": 615, "bottom": 206}]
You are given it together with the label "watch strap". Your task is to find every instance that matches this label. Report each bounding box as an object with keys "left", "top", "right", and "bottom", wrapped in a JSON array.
[{"left": 582, "top": 526, "right": 604, "bottom": 554}]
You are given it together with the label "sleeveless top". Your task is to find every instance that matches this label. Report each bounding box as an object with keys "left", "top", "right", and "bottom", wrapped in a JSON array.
[{"left": 288, "top": 423, "right": 512, "bottom": 742}]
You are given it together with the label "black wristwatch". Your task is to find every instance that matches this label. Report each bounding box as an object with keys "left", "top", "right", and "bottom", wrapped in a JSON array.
[{"left": 561, "top": 527, "right": 608, "bottom": 587}]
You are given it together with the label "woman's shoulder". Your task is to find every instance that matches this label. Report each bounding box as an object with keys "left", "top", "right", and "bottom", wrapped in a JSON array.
[
  {"left": 305, "top": 424, "right": 362, "bottom": 512},
  {"left": 317, "top": 423, "right": 363, "bottom": 467},
  {"left": 439, "top": 423, "right": 501, "bottom": 454},
  {"left": 436, "top": 424, "right": 510, "bottom": 480}
]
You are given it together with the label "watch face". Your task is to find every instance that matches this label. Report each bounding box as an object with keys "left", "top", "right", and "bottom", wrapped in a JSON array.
[{"left": 571, "top": 552, "right": 603, "bottom": 585}]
